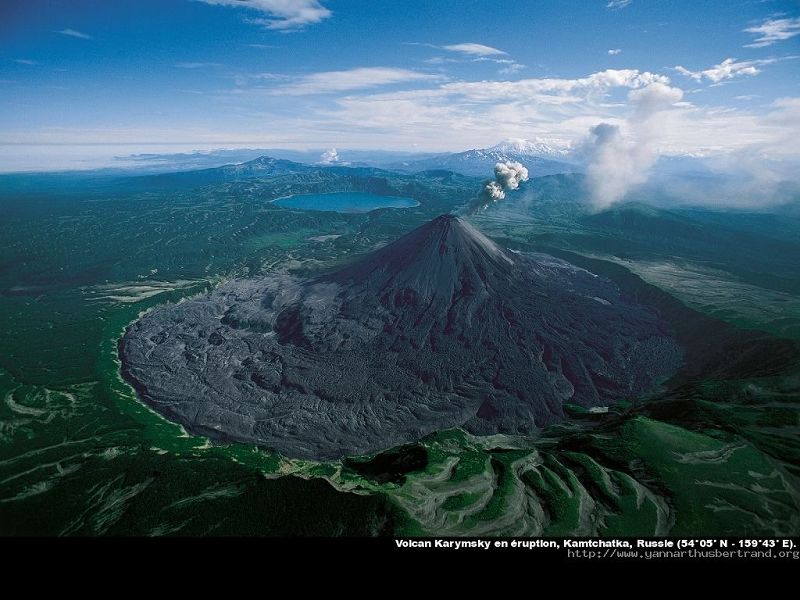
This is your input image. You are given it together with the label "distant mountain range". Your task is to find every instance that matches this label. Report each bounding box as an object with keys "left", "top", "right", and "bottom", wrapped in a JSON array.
[
  {"left": 386, "top": 138, "right": 579, "bottom": 177},
  {"left": 119, "top": 139, "right": 576, "bottom": 178},
  {"left": 124, "top": 156, "right": 316, "bottom": 190},
  {"left": 32, "top": 138, "right": 582, "bottom": 183},
  {"left": 487, "top": 137, "right": 573, "bottom": 158},
  {"left": 122, "top": 147, "right": 437, "bottom": 173},
  {"left": 107, "top": 142, "right": 800, "bottom": 213},
  {"left": 127, "top": 143, "right": 581, "bottom": 193}
]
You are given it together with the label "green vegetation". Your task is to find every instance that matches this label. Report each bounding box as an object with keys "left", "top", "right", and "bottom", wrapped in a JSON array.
[{"left": 1, "top": 168, "right": 799, "bottom": 536}]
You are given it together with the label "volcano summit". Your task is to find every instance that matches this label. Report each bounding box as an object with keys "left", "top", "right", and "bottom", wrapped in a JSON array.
[{"left": 120, "top": 216, "right": 682, "bottom": 460}]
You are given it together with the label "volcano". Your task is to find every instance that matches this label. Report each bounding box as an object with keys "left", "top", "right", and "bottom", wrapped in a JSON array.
[{"left": 120, "top": 215, "right": 682, "bottom": 459}]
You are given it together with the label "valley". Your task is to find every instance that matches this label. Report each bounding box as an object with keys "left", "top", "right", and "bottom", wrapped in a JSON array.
[{"left": 0, "top": 158, "right": 798, "bottom": 536}]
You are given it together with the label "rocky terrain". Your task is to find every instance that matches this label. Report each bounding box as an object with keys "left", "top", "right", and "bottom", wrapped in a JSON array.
[{"left": 120, "top": 215, "right": 682, "bottom": 460}]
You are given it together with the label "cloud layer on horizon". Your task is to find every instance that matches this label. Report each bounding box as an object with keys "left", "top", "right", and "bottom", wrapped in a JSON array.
[{"left": 11, "top": 63, "right": 799, "bottom": 165}]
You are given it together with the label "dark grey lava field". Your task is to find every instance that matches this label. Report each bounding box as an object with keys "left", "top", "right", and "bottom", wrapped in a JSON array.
[{"left": 120, "top": 215, "right": 681, "bottom": 459}]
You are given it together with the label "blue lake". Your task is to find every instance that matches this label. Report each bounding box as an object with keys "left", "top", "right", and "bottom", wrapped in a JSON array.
[{"left": 273, "top": 192, "right": 419, "bottom": 213}]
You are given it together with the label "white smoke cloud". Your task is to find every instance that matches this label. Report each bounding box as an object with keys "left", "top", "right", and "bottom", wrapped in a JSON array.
[
  {"left": 585, "top": 82, "right": 684, "bottom": 210},
  {"left": 196, "top": 0, "right": 331, "bottom": 31},
  {"left": 319, "top": 147, "right": 341, "bottom": 164},
  {"left": 464, "top": 160, "right": 529, "bottom": 212},
  {"left": 493, "top": 160, "right": 528, "bottom": 193},
  {"left": 484, "top": 180, "right": 506, "bottom": 200}
]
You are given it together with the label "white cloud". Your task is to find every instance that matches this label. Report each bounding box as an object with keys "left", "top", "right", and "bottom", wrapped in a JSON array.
[
  {"left": 273, "top": 67, "right": 439, "bottom": 95},
  {"left": 439, "top": 69, "right": 669, "bottom": 102},
  {"left": 471, "top": 56, "right": 526, "bottom": 74},
  {"left": 414, "top": 42, "right": 520, "bottom": 74},
  {"left": 441, "top": 43, "right": 507, "bottom": 57},
  {"left": 296, "top": 69, "right": 681, "bottom": 153},
  {"left": 9, "top": 64, "right": 799, "bottom": 171},
  {"left": 586, "top": 82, "right": 685, "bottom": 209},
  {"left": 608, "top": 48, "right": 622, "bottom": 56},
  {"left": 423, "top": 56, "right": 459, "bottom": 65},
  {"left": 499, "top": 62, "right": 525, "bottom": 76},
  {"left": 175, "top": 62, "right": 221, "bottom": 69},
  {"left": 744, "top": 17, "right": 800, "bottom": 48},
  {"left": 58, "top": 28, "right": 92, "bottom": 40},
  {"left": 674, "top": 57, "right": 777, "bottom": 83},
  {"left": 606, "top": 1, "right": 632, "bottom": 9},
  {"left": 627, "top": 81, "right": 684, "bottom": 117},
  {"left": 15, "top": 59, "right": 37, "bottom": 65},
  {"left": 196, "top": 0, "right": 331, "bottom": 30},
  {"left": 766, "top": 97, "right": 800, "bottom": 135},
  {"left": 7, "top": 92, "right": 800, "bottom": 171}
]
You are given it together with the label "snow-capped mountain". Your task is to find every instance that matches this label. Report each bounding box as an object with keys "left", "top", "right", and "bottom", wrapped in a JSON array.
[
  {"left": 387, "top": 138, "right": 579, "bottom": 177},
  {"left": 488, "top": 138, "right": 573, "bottom": 159}
]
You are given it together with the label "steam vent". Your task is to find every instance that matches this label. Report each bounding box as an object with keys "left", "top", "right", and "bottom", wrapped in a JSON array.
[{"left": 120, "top": 215, "right": 682, "bottom": 460}]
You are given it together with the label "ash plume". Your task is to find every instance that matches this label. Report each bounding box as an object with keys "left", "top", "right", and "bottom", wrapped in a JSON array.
[
  {"left": 461, "top": 160, "right": 529, "bottom": 214},
  {"left": 494, "top": 160, "right": 529, "bottom": 192}
]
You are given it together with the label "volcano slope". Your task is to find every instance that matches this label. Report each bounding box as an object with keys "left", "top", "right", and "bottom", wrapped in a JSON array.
[{"left": 120, "top": 215, "right": 682, "bottom": 460}]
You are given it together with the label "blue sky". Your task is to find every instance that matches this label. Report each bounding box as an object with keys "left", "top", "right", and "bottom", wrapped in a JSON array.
[{"left": 1, "top": 0, "right": 799, "bottom": 169}]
